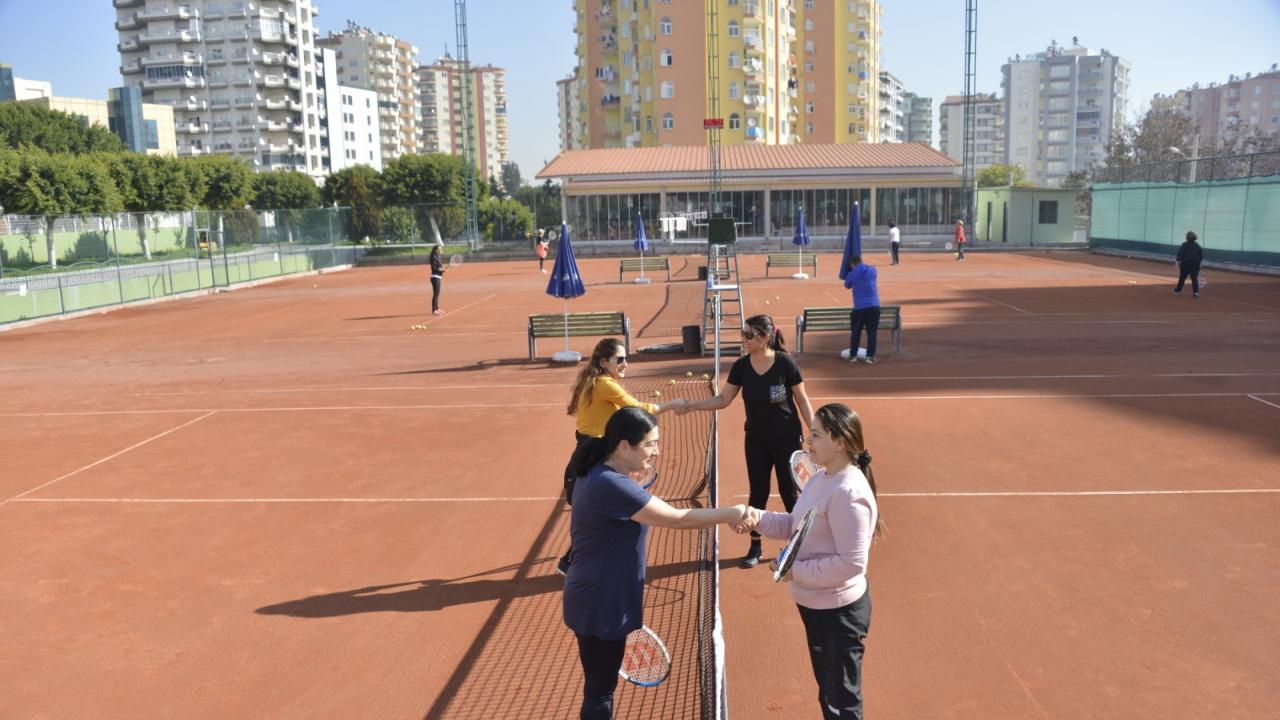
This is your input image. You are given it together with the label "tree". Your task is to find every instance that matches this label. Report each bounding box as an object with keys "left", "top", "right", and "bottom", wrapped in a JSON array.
[
  {"left": 1101, "top": 106, "right": 1198, "bottom": 178},
  {"left": 1060, "top": 170, "right": 1093, "bottom": 217},
  {"left": 478, "top": 196, "right": 535, "bottom": 242},
  {"left": 514, "top": 178, "right": 562, "bottom": 230},
  {"left": 186, "top": 155, "right": 254, "bottom": 210},
  {"left": 323, "top": 165, "right": 381, "bottom": 242},
  {"left": 0, "top": 149, "right": 122, "bottom": 267},
  {"left": 0, "top": 102, "right": 126, "bottom": 154},
  {"left": 487, "top": 174, "right": 503, "bottom": 199},
  {"left": 250, "top": 170, "right": 322, "bottom": 243},
  {"left": 976, "top": 163, "right": 1031, "bottom": 187},
  {"left": 499, "top": 161, "right": 522, "bottom": 198},
  {"left": 379, "top": 153, "right": 470, "bottom": 241},
  {"left": 110, "top": 154, "right": 197, "bottom": 259}
]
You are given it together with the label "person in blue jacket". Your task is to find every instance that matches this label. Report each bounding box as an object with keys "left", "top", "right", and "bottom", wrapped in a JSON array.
[
  {"left": 843, "top": 254, "right": 881, "bottom": 364},
  {"left": 563, "top": 407, "right": 748, "bottom": 719}
]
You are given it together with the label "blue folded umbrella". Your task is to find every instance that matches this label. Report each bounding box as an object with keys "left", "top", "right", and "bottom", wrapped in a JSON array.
[
  {"left": 546, "top": 223, "right": 585, "bottom": 299},
  {"left": 839, "top": 201, "right": 862, "bottom": 280}
]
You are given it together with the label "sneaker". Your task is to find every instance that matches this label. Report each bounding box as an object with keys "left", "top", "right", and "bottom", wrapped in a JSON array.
[
  {"left": 865, "top": 357, "right": 876, "bottom": 365},
  {"left": 1193, "top": 292, "right": 1199, "bottom": 298},
  {"left": 847, "top": 354, "right": 860, "bottom": 364},
  {"left": 556, "top": 556, "right": 571, "bottom": 576},
  {"left": 740, "top": 543, "right": 763, "bottom": 568},
  {"left": 540, "top": 269, "right": 547, "bottom": 274},
  {"left": 1173, "top": 289, "right": 1181, "bottom": 295}
]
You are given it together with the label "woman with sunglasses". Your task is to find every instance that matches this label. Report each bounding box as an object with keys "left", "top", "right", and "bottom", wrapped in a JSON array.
[
  {"left": 557, "top": 338, "right": 687, "bottom": 576},
  {"left": 682, "top": 314, "right": 815, "bottom": 567}
]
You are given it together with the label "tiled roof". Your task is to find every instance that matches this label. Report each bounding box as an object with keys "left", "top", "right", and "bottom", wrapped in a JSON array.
[{"left": 537, "top": 143, "right": 958, "bottom": 178}]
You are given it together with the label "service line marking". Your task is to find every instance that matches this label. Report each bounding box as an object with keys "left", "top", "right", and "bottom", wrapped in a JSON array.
[
  {"left": 950, "top": 285, "right": 1034, "bottom": 315},
  {"left": 1, "top": 411, "right": 217, "bottom": 506},
  {"left": 1247, "top": 394, "right": 1280, "bottom": 411}
]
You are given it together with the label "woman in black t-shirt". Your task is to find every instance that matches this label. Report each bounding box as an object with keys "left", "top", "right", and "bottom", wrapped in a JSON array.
[{"left": 682, "top": 314, "right": 815, "bottom": 567}]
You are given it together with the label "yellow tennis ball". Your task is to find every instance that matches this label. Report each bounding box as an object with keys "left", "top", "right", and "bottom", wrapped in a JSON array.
[
  {"left": 669, "top": 378, "right": 677, "bottom": 385},
  {"left": 764, "top": 300, "right": 770, "bottom": 305},
  {"left": 653, "top": 390, "right": 661, "bottom": 397},
  {"left": 685, "top": 371, "right": 693, "bottom": 377},
  {"left": 701, "top": 373, "right": 710, "bottom": 380},
  {"left": 312, "top": 283, "right": 318, "bottom": 288}
]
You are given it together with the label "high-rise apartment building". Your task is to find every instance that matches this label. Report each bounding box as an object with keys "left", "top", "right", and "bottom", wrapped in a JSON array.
[
  {"left": 1154, "top": 66, "right": 1280, "bottom": 151},
  {"left": 316, "top": 21, "right": 418, "bottom": 162},
  {"left": 114, "top": 0, "right": 326, "bottom": 177},
  {"left": 317, "top": 47, "right": 381, "bottom": 172},
  {"left": 557, "top": 72, "right": 583, "bottom": 151},
  {"left": 905, "top": 93, "right": 932, "bottom": 146},
  {"left": 801, "top": 0, "right": 883, "bottom": 143},
  {"left": 939, "top": 93, "right": 1004, "bottom": 170},
  {"left": 416, "top": 55, "right": 509, "bottom": 179},
  {"left": 1001, "top": 41, "right": 1130, "bottom": 186},
  {"left": 878, "top": 71, "right": 907, "bottom": 142}
]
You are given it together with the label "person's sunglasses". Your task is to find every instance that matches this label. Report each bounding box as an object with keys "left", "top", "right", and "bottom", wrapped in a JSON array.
[
  {"left": 741, "top": 331, "right": 761, "bottom": 341},
  {"left": 613, "top": 355, "right": 628, "bottom": 364}
]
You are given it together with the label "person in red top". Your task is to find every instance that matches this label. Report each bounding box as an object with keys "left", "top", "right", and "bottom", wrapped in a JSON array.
[
  {"left": 536, "top": 232, "right": 549, "bottom": 274},
  {"left": 954, "top": 219, "right": 967, "bottom": 261}
]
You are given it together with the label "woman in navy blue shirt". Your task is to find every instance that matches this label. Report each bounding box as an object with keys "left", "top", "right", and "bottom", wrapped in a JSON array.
[{"left": 564, "top": 407, "right": 748, "bottom": 720}]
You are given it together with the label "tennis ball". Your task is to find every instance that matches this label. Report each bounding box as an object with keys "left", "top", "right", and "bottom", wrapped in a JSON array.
[
  {"left": 312, "top": 283, "right": 318, "bottom": 288},
  {"left": 1129, "top": 280, "right": 1137, "bottom": 285},
  {"left": 685, "top": 371, "right": 693, "bottom": 377},
  {"left": 669, "top": 378, "right": 677, "bottom": 385},
  {"left": 764, "top": 300, "right": 770, "bottom": 305},
  {"left": 701, "top": 373, "right": 710, "bottom": 380},
  {"left": 653, "top": 390, "right": 661, "bottom": 397}
]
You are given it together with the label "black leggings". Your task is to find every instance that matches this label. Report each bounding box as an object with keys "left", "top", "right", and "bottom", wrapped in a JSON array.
[
  {"left": 798, "top": 590, "right": 872, "bottom": 720},
  {"left": 575, "top": 633, "right": 626, "bottom": 720},
  {"left": 744, "top": 437, "right": 801, "bottom": 538},
  {"left": 1176, "top": 263, "right": 1200, "bottom": 293},
  {"left": 430, "top": 276, "right": 442, "bottom": 312}
]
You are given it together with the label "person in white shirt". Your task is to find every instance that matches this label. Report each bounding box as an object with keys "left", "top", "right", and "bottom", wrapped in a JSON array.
[
  {"left": 734, "top": 403, "right": 885, "bottom": 720},
  {"left": 887, "top": 221, "right": 901, "bottom": 265}
]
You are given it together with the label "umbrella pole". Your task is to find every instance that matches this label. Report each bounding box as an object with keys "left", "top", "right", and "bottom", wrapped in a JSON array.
[
  {"left": 639, "top": 247, "right": 645, "bottom": 281},
  {"left": 562, "top": 298, "right": 571, "bottom": 355}
]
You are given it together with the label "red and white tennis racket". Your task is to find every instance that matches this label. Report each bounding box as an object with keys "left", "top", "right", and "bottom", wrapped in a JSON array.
[
  {"left": 789, "top": 450, "right": 818, "bottom": 492},
  {"left": 618, "top": 625, "right": 671, "bottom": 686}
]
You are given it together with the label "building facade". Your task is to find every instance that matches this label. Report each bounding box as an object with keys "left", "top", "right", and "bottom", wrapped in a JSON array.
[
  {"left": 1001, "top": 41, "right": 1130, "bottom": 186},
  {"left": 317, "top": 47, "right": 381, "bottom": 172},
  {"left": 877, "top": 71, "right": 907, "bottom": 142},
  {"left": 905, "top": 93, "right": 932, "bottom": 146},
  {"left": 557, "top": 72, "right": 583, "bottom": 151},
  {"left": 800, "top": 0, "right": 884, "bottom": 143},
  {"left": 0, "top": 63, "right": 53, "bottom": 101},
  {"left": 939, "top": 93, "right": 1004, "bottom": 170},
  {"left": 416, "top": 56, "right": 509, "bottom": 179},
  {"left": 18, "top": 92, "right": 178, "bottom": 155},
  {"left": 1154, "top": 66, "right": 1280, "bottom": 151},
  {"left": 316, "top": 21, "right": 418, "bottom": 162},
  {"left": 114, "top": 0, "right": 326, "bottom": 176}
]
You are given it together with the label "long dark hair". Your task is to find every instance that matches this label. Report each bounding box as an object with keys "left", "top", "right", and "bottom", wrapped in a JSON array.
[
  {"left": 567, "top": 338, "right": 625, "bottom": 415},
  {"left": 744, "top": 314, "right": 788, "bottom": 353},
  {"left": 814, "top": 403, "right": 885, "bottom": 538},
  {"left": 570, "top": 406, "right": 656, "bottom": 479},
  {"left": 430, "top": 245, "right": 442, "bottom": 259}
]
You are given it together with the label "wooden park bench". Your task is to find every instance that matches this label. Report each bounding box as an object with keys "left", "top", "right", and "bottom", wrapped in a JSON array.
[
  {"left": 795, "top": 305, "right": 902, "bottom": 354},
  {"left": 528, "top": 311, "right": 631, "bottom": 361},
  {"left": 765, "top": 252, "right": 818, "bottom": 278},
  {"left": 619, "top": 256, "right": 671, "bottom": 282}
]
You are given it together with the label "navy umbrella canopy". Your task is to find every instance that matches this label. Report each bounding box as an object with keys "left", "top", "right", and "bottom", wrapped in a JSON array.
[
  {"left": 839, "top": 201, "right": 863, "bottom": 281},
  {"left": 545, "top": 223, "right": 586, "bottom": 361}
]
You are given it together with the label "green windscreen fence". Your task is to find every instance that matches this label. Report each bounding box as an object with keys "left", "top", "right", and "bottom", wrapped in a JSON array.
[{"left": 1091, "top": 151, "right": 1280, "bottom": 268}]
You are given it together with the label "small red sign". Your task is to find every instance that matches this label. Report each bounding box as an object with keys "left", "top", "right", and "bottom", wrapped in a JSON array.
[{"left": 703, "top": 118, "right": 725, "bottom": 129}]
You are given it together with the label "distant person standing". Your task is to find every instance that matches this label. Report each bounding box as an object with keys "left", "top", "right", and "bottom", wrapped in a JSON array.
[
  {"left": 429, "top": 245, "right": 446, "bottom": 315},
  {"left": 536, "top": 233, "right": 550, "bottom": 274},
  {"left": 844, "top": 255, "right": 881, "bottom": 365},
  {"left": 954, "top": 219, "right": 967, "bottom": 261},
  {"left": 887, "top": 221, "right": 901, "bottom": 265},
  {"left": 1174, "top": 230, "right": 1203, "bottom": 298}
]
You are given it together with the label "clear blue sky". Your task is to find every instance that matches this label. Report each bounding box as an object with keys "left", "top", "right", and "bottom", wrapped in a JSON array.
[{"left": 3, "top": 0, "right": 1277, "bottom": 180}]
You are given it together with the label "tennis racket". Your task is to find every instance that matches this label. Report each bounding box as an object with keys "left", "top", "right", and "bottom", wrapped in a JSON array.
[
  {"left": 789, "top": 450, "right": 817, "bottom": 493},
  {"left": 449, "top": 254, "right": 463, "bottom": 268},
  {"left": 773, "top": 507, "right": 818, "bottom": 583},
  {"left": 618, "top": 625, "right": 671, "bottom": 687}
]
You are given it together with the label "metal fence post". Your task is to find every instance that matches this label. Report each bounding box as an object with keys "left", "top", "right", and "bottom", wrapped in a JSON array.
[
  {"left": 56, "top": 273, "right": 66, "bottom": 315},
  {"left": 111, "top": 214, "right": 125, "bottom": 305}
]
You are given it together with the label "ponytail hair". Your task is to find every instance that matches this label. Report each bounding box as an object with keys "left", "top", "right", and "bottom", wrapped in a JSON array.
[
  {"left": 570, "top": 406, "right": 657, "bottom": 480},
  {"left": 567, "top": 338, "right": 625, "bottom": 415},
  {"left": 744, "top": 314, "right": 788, "bottom": 353},
  {"left": 813, "top": 403, "right": 885, "bottom": 538}
]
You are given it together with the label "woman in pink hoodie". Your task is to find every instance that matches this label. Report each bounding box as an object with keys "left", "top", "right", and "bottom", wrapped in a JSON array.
[{"left": 739, "top": 403, "right": 884, "bottom": 719}]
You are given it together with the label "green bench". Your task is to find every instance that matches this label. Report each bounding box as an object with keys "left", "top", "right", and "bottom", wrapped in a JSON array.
[
  {"left": 765, "top": 252, "right": 818, "bottom": 277},
  {"left": 619, "top": 257, "right": 671, "bottom": 282},
  {"left": 528, "top": 311, "right": 631, "bottom": 361},
  {"left": 795, "top": 305, "right": 902, "bottom": 354}
]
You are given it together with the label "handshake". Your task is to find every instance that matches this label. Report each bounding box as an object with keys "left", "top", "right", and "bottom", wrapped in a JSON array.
[{"left": 727, "top": 505, "right": 762, "bottom": 534}]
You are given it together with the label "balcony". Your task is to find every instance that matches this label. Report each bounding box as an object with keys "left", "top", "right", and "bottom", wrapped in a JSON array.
[
  {"left": 743, "top": 2, "right": 762, "bottom": 19},
  {"left": 233, "top": 95, "right": 255, "bottom": 108},
  {"left": 137, "top": 30, "right": 202, "bottom": 46},
  {"left": 212, "top": 120, "right": 234, "bottom": 132},
  {"left": 742, "top": 60, "right": 763, "bottom": 77},
  {"left": 115, "top": 13, "right": 141, "bottom": 30},
  {"left": 142, "top": 52, "right": 202, "bottom": 66},
  {"left": 120, "top": 60, "right": 143, "bottom": 75},
  {"left": 144, "top": 76, "right": 206, "bottom": 90},
  {"left": 177, "top": 121, "right": 210, "bottom": 134},
  {"left": 113, "top": 0, "right": 143, "bottom": 7},
  {"left": 138, "top": 5, "right": 197, "bottom": 21},
  {"left": 117, "top": 38, "right": 140, "bottom": 53}
]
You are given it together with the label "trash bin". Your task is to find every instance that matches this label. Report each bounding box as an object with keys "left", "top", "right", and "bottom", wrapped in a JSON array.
[
  {"left": 682, "top": 325, "right": 701, "bottom": 354},
  {"left": 697, "top": 265, "right": 708, "bottom": 281}
]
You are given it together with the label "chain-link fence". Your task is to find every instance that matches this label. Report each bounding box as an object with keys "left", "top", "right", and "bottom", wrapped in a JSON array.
[{"left": 1091, "top": 151, "right": 1280, "bottom": 268}]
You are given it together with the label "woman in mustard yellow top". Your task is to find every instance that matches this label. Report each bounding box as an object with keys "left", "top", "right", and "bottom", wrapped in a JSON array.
[{"left": 558, "top": 338, "right": 686, "bottom": 575}]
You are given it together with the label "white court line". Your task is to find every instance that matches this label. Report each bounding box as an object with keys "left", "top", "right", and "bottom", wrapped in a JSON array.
[
  {"left": 802, "top": 372, "right": 1280, "bottom": 382},
  {"left": 1248, "top": 394, "right": 1280, "bottom": 411},
  {"left": 1, "top": 411, "right": 217, "bottom": 506},
  {"left": 14, "top": 487, "right": 1280, "bottom": 504},
  {"left": 950, "top": 285, "right": 1033, "bottom": 315},
  {"left": 808, "top": 391, "right": 1275, "bottom": 402},
  {"left": 419, "top": 292, "right": 498, "bottom": 326}
]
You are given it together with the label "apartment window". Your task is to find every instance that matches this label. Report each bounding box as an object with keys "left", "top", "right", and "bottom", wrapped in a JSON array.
[
  {"left": 659, "top": 17, "right": 672, "bottom": 34},
  {"left": 806, "top": 101, "right": 814, "bottom": 114},
  {"left": 728, "top": 21, "right": 739, "bottom": 37},
  {"left": 804, "top": 40, "right": 814, "bottom": 53},
  {"left": 660, "top": 49, "right": 674, "bottom": 66},
  {"left": 805, "top": 0, "right": 813, "bottom": 7},
  {"left": 661, "top": 81, "right": 674, "bottom": 98},
  {"left": 728, "top": 52, "right": 740, "bottom": 68},
  {"left": 643, "top": 57, "right": 653, "bottom": 72},
  {"left": 1254, "top": 85, "right": 1263, "bottom": 95},
  {"left": 646, "top": 116, "right": 653, "bottom": 132},
  {"left": 1038, "top": 201, "right": 1059, "bottom": 224},
  {"left": 806, "top": 82, "right": 815, "bottom": 93},
  {"left": 728, "top": 81, "right": 740, "bottom": 99},
  {"left": 806, "top": 60, "right": 814, "bottom": 72},
  {"left": 662, "top": 112, "right": 675, "bottom": 129},
  {"left": 806, "top": 122, "right": 814, "bottom": 135}
]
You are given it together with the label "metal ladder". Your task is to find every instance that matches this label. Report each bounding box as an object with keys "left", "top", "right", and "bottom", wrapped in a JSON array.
[{"left": 701, "top": 241, "right": 745, "bottom": 356}]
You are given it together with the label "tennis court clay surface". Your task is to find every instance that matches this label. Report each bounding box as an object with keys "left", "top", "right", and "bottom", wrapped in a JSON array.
[{"left": 2, "top": 251, "right": 1277, "bottom": 719}]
